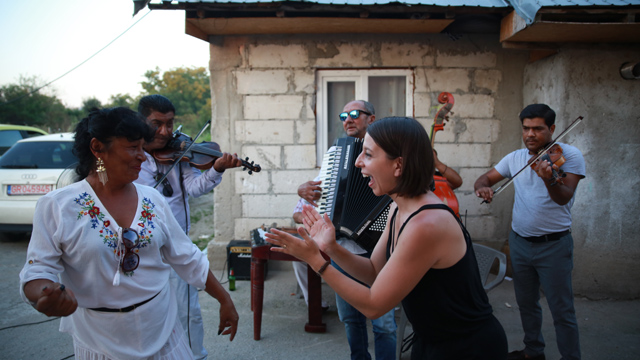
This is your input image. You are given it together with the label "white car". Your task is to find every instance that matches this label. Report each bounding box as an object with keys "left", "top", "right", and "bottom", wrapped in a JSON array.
[{"left": 0, "top": 133, "right": 77, "bottom": 234}]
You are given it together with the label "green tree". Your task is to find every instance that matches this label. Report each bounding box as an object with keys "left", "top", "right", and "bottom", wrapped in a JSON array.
[
  {"left": 141, "top": 66, "right": 211, "bottom": 141},
  {"left": 0, "top": 76, "right": 74, "bottom": 131},
  {"left": 81, "top": 97, "right": 103, "bottom": 113},
  {"left": 106, "top": 93, "right": 137, "bottom": 109}
]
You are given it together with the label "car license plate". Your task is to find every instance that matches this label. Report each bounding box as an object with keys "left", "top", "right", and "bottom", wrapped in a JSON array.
[{"left": 8, "top": 184, "right": 53, "bottom": 195}]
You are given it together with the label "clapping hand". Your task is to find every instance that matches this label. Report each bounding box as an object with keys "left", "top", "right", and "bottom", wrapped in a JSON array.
[
  {"left": 265, "top": 205, "right": 336, "bottom": 263},
  {"left": 300, "top": 204, "right": 336, "bottom": 253}
]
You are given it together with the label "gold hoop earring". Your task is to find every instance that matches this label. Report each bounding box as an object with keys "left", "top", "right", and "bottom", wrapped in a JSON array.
[{"left": 96, "top": 158, "right": 108, "bottom": 185}]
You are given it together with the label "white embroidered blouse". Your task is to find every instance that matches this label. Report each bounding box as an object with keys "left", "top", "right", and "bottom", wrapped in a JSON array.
[{"left": 19, "top": 179, "right": 209, "bottom": 359}]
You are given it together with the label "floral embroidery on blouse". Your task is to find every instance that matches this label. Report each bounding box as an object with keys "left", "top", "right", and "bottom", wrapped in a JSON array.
[{"left": 74, "top": 192, "right": 157, "bottom": 276}]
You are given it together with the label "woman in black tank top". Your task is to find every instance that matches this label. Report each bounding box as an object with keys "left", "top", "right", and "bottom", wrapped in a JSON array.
[{"left": 266, "top": 117, "right": 507, "bottom": 360}]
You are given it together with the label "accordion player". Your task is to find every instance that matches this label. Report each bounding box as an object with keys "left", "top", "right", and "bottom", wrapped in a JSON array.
[{"left": 317, "top": 137, "right": 392, "bottom": 252}]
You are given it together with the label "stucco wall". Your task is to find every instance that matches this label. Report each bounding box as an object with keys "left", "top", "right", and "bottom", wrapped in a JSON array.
[{"left": 522, "top": 46, "right": 640, "bottom": 299}]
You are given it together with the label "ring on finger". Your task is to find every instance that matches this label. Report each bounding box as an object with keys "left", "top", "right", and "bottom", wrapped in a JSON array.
[{"left": 283, "top": 244, "right": 287, "bottom": 249}]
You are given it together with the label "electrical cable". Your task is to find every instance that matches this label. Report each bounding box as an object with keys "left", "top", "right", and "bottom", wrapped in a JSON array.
[
  {"left": 1, "top": 317, "right": 75, "bottom": 359},
  {"left": 219, "top": 257, "right": 229, "bottom": 284},
  {"left": 0, "top": 316, "right": 59, "bottom": 331},
  {"left": 0, "top": 9, "right": 152, "bottom": 106}
]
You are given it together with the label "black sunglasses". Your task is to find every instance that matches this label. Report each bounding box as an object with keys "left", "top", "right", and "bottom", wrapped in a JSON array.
[
  {"left": 155, "top": 173, "right": 173, "bottom": 197},
  {"left": 121, "top": 228, "right": 140, "bottom": 272},
  {"left": 339, "top": 109, "right": 371, "bottom": 122}
]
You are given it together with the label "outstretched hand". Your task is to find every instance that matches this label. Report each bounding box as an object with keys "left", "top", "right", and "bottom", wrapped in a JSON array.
[
  {"left": 264, "top": 207, "right": 334, "bottom": 263},
  {"left": 300, "top": 204, "right": 336, "bottom": 253}
]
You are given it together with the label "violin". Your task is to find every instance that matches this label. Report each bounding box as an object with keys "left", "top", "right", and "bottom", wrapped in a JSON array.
[
  {"left": 480, "top": 115, "right": 584, "bottom": 204},
  {"left": 530, "top": 144, "right": 566, "bottom": 186},
  {"left": 152, "top": 132, "right": 261, "bottom": 174}
]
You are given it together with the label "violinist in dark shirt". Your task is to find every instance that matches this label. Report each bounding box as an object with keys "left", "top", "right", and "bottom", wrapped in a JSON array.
[{"left": 474, "top": 104, "right": 585, "bottom": 360}]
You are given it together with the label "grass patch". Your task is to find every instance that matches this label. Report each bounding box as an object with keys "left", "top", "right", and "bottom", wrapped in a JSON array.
[{"left": 193, "top": 235, "right": 212, "bottom": 250}]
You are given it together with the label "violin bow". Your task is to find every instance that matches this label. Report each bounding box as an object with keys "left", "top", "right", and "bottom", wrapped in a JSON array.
[
  {"left": 153, "top": 120, "right": 211, "bottom": 189},
  {"left": 483, "top": 115, "right": 584, "bottom": 203}
]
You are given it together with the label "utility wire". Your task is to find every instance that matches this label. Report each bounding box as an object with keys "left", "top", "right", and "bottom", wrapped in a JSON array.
[
  {"left": 0, "top": 9, "right": 152, "bottom": 106},
  {"left": 0, "top": 316, "right": 59, "bottom": 331}
]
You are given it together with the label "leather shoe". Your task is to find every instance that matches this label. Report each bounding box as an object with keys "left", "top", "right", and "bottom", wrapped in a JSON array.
[{"left": 507, "top": 350, "right": 545, "bottom": 360}]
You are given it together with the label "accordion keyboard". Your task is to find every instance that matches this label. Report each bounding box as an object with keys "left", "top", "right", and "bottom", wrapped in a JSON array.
[{"left": 317, "top": 145, "right": 342, "bottom": 217}]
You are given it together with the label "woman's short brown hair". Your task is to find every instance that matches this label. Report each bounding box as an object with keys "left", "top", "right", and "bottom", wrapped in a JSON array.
[{"left": 367, "top": 116, "right": 433, "bottom": 198}]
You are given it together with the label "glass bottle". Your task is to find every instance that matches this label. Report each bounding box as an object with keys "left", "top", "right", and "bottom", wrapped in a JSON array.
[{"left": 229, "top": 268, "right": 236, "bottom": 291}]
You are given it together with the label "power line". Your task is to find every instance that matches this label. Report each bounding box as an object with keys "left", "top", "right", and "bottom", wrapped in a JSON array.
[{"left": 0, "top": 9, "right": 152, "bottom": 107}]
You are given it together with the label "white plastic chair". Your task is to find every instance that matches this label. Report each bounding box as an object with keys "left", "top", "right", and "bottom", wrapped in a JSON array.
[{"left": 395, "top": 243, "right": 507, "bottom": 359}]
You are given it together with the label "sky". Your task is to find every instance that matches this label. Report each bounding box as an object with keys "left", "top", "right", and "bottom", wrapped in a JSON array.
[{"left": 0, "top": 0, "right": 210, "bottom": 108}]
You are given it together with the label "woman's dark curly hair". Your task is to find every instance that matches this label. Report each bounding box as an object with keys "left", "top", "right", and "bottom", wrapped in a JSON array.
[
  {"left": 73, "top": 107, "right": 155, "bottom": 180},
  {"left": 366, "top": 116, "right": 433, "bottom": 198}
]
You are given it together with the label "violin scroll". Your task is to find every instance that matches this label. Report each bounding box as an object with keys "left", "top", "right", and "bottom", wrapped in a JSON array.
[
  {"left": 242, "top": 157, "right": 261, "bottom": 175},
  {"left": 430, "top": 92, "right": 455, "bottom": 146}
]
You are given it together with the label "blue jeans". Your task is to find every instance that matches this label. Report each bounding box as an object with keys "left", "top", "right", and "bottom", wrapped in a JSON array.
[
  {"left": 332, "top": 256, "right": 397, "bottom": 360},
  {"left": 510, "top": 230, "right": 581, "bottom": 360}
]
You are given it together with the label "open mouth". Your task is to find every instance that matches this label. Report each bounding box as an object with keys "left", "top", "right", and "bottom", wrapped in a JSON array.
[{"left": 362, "top": 173, "right": 373, "bottom": 187}]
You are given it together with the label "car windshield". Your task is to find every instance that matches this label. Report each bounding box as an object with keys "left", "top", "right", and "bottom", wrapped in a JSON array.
[
  {"left": 0, "top": 130, "right": 25, "bottom": 156},
  {"left": 0, "top": 141, "right": 77, "bottom": 169}
]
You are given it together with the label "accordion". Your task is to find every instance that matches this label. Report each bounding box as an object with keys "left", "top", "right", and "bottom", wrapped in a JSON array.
[{"left": 317, "top": 137, "right": 392, "bottom": 252}]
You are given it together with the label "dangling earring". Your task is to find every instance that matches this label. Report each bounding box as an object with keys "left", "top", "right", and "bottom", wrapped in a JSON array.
[{"left": 96, "top": 158, "right": 108, "bottom": 185}]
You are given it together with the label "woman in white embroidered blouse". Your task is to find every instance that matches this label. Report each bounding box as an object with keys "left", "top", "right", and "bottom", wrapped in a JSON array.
[{"left": 19, "top": 107, "right": 238, "bottom": 360}]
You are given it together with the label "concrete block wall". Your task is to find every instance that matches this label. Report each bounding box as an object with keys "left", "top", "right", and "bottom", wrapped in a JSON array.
[
  {"left": 207, "top": 34, "right": 527, "bottom": 253},
  {"left": 521, "top": 46, "right": 640, "bottom": 299}
]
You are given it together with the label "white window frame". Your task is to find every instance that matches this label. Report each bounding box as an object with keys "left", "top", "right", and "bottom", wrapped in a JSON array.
[{"left": 315, "top": 69, "right": 415, "bottom": 164}]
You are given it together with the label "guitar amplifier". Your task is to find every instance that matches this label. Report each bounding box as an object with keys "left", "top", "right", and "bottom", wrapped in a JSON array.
[{"left": 226, "top": 240, "right": 252, "bottom": 280}]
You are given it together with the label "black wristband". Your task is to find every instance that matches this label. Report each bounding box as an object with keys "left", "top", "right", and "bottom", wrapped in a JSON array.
[{"left": 316, "top": 260, "right": 331, "bottom": 276}]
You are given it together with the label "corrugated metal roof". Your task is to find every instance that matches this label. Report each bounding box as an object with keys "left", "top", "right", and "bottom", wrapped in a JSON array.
[
  {"left": 177, "top": 0, "right": 510, "bottom": 6},
  {"left": 176, "top": 0, "right": 639, "bottom": 5},
  {"left": 168, "top": 0, "right": 640, "bottom": 26},
  {"left": 508, "top": 0, "right": 639, "bottom": 24}
]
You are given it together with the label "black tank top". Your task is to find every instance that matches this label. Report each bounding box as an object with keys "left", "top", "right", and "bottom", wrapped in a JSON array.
[{"left": 386, "top": 204, "right": 493, "bottom": 343}]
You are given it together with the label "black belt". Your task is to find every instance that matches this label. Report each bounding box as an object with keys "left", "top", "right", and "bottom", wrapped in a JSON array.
[
  {"left": 521, "top": 229, "right": 571, "bottom": 243},
  {"left": 89, "top": 292, "right": 160, "bottom": 313}
]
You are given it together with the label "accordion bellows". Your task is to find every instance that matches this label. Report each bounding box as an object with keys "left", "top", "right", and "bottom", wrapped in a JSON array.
[{"left": 317, "top": 137, "right": 392, "bottom": 252}]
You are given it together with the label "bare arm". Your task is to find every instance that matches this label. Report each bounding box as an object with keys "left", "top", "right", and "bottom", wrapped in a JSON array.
[
  {"left": 203, "top": 270, "right": 239, "bottom": 341},
  {"left": 23, "top": 279, "right": 77, "bottom": 317},
  {"left": 531, "top": 160, "right": 582, "bottom": 205},
  {"left": 474, "top": 168, "right": 506, "bottom": 203},
  {"left": 433, "top": 150, "right": 463, "bottom": 190},
  {"left": 266, "top": 203, "right": 464, "bottom": 319}
]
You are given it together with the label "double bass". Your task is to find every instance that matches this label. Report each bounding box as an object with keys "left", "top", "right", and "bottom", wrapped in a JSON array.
[{"left": 430, "top": 92, "right": 460, "bottom": 217}]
